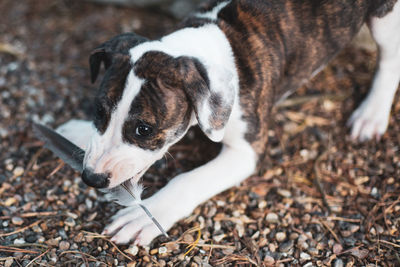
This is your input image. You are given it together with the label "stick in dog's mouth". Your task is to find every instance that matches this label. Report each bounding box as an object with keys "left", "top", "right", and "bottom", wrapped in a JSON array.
[{"left": 32, "top": 122, "right": 168, "bottom": 238}]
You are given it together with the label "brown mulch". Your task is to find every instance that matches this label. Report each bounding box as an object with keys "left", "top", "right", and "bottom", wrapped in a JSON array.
[{"left": 0, "top": 1, "right": 399, "bottom": 266}]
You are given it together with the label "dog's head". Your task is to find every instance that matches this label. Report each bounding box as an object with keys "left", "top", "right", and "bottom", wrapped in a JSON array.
[{"left": 81, "top": 33, "right": 235, "bottom": 189}]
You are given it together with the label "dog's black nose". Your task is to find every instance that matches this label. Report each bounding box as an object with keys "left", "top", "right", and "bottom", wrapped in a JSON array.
[{"left": 81, "top": 169, "right": 110, "bottom": 188}]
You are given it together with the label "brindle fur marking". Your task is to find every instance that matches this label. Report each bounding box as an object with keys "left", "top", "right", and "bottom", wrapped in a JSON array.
[
  {"left": 212, "top": 0, "right": 396, "bottom": 168},
  {"left": 90, "top": 33, "right": 148, "bottom": 134},
  {"left": 122, "top": 52, "right": 194, "bottom": 150}
]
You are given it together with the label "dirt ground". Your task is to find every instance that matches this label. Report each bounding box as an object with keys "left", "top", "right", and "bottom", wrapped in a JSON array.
[{"left": 0, "top": 1, "right": 399, "bottom": 266}]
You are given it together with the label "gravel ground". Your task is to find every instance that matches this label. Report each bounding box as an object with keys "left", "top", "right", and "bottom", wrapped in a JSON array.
[{"left": 0, "top": 1, "right": 399, "bottom": 266}]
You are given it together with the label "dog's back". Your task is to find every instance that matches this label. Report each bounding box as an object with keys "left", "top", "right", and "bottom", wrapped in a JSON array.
[
  {"left": 180, "top": 0, "right": 399, "bottom": 157},
  {"left": 188, "top": 0, "right": 396, "bottom": 100}
]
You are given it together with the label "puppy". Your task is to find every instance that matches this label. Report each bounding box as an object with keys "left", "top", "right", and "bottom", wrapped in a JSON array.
[{"left": 57, "top": 0, "right": 400, "bottom": 245}]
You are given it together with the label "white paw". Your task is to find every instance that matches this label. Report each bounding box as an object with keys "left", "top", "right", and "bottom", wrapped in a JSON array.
[
  {"left": 56, "top": 119, "right": 94, "bottom": 149},
  {"left": 347, "top": 99, "right": 390, "bottom": 141},
  {"left": 102, "top": 197, "right": 178, "bottom": 246}
]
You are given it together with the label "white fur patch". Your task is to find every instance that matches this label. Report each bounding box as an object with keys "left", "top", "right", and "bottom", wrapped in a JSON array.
[
  {"left": 195, "top": 1, "right": 230, "bottom": 20},
  {"left": 348, "top": 1, "right": 400, "bottom": 141}
]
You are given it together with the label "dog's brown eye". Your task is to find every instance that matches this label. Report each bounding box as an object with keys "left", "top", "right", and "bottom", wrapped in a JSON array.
[{"left": 136, "top": 123, "right": 153, "bottom": 137}]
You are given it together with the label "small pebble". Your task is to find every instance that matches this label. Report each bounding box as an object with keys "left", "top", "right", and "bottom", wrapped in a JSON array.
[
  {"left": 277, "top": 189, "right": 291, "bottom": 198},
  {"left": 74, "top": 232, "right": 84, "bottom": 243},
  {"left": 376, "top": 224, "right": 384, "bottom": 234},
  {"left": 298, "top": 240, "right": 309, "bottom": 250},
  {"left": 213, "top": 233, "right": 225, "bottom": 242},
  {"left": 40, "top": 222, "right": 48, "bottom": 231},
  {"left": 158, "top": 246, "right": 167, "bottom": 254},
  {"left": 26, "top": 234, "right": 38, "bottom": 243},
  {"left": 46, "top": 238, "right": 60, "bottom": 247},
  {"left": 264, "top": 255, "right": 275, "bottom": 265},
  {"left": 4, "top": 197, "right": 18, "bottom": 206},
  {"left": 236, "top": 223, "right": 245, "bottom": 237},
  {"left": 4, "top": 258, "right": 13, "bottom": 267},
  {"left": 275, "top": 232, "right": 286, "bottom": 242},
  {"left": 333, "top": 243, "right": 343, "bottom": 254},
  {"left": 13, "top": 166, "right": 24, "bottom": 177},
  {"left": 289, "top": 232, "right": 299, "bottom": 240},
  {"left": 370, "top": 187, "right": 379, "bottom": 198},
  {"left": 65, "top": 217, "right": 76, "bottom": 227},
  {"left": 300, "top": 252, "right": 311, "bottom": 260},
  {"left": 165, "top": 242, "right": 179, "bottom": 252},
  {"left": 32, "top": 225, "right": 42, "bottom": 233},
  {"left": 258, "top": 200, "right": 267, "bottom": 209},
  {"left": 370, "top": 227, "right": 376, "bottom": 236},
  {"left": 266, "top": 213, "right": 279, "bottom": 224},
  {"left": 59, "top": 241, "right": 70, "bottom": 250},
  {"left": 85, "top": 199, "right": 93, "bottom": 209},
  {"left": 333, "top": 258, "right": 344, "bottom": 267},
  {"left": 14, "top": 238, "right": 25, "bottom": 245},
  {"left": 222, "top": 248, "right": 235, "bottom": 255},
  {"left": 11, "top": 216, "right": 24, "bottom": 226},
  {"left": 279, "top": 240, "right": 294, "bottom": 253},
  {"left": 125, "top": 245, "right": 139, "bottom": 256},
  {"left": 85, "top": 235, "right": 94, "bottom": 243},
  {"left": 308, "top": 247, "right": 319, "bottom": 256},
  {"left": 214, "top": 220, "right": 221, "bottom": 231},
  {"left": 183, "top": 234, "right": 194, "bottom": 243},
  {"left": 232, "top": 210, "right": 241, "bottom": 217},
  {"left": 268, "top": 243, "right": 276, "bottom": 253}
]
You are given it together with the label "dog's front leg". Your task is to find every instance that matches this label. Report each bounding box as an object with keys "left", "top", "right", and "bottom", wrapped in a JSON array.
[{"left": 103, "top": 143, "right": 257, "bottom": 246}]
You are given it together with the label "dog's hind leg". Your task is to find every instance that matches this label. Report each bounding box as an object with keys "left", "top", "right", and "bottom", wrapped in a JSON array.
[
  {"left": 348, "top": 1, "right": 400, "bottom": 141},
  {"left": 56, "top": 119, "right": 95, "bottom": 150}
]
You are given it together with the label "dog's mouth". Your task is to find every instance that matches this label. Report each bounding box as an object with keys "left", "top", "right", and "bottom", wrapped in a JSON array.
[{"left": 107, "top": 164, "right": 151, "bottom": 189}]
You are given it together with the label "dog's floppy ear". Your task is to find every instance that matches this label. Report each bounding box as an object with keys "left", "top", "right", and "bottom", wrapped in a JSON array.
[
  {"left": 177, "top": 57, "right": 235, "bottom": 142},
  {"left": 89, "top": 33, "right": 148, "bottom": 83}
]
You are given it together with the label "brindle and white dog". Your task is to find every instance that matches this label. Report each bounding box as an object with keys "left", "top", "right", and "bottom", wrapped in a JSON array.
[{"left": 57, "top": 0, "right": 400, "bottom": 245}]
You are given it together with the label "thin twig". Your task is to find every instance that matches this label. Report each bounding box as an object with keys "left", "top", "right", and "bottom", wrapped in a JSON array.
[
  {"left": 184, "top": 227, "right": 201, "bottom": 256},
  {"left": 319, "top": 219, "right": 341, "bottom": 243},
  {"left": 0, "top": 211, "right": 58, "bottom": 220},
  {"left": 46, "top": 161, "right": 65, "bottom": 178},
  {"left": 82, "top": 231, "right": 133, "bottom": 262},
  {"left": 207, "top": 241, "right": 214, "bottom": 264},
  {"left": 0, "top": 246, "right": 39, "bottom": 254},
  {"left": 25, "top": 248, "right": 50, "bottom": 267},
  {"left": 59, "top": 250, "right": 107, "bottom": 265},
  {"left": 8, "top": 243, "right": 48, "bottom": 249},
  {"left": 0, "top": 220, "right": 43, "bottom": 237},
  {"left": 326, "top": 216, "right": 361, "bottom": 223},
  {"left": 375, "top": 239, "right": 400, "bottom": 248},
  {"left": 24, "top": 147, "right": 45, "bottom": 177}
]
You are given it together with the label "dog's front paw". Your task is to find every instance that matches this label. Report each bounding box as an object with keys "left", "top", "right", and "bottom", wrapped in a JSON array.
[
  {"left": 102, "top": 198, "right": 177, "bottom": 246},
  {"left": 347, "top": 99, "right": 390, "bottom": 141}
]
